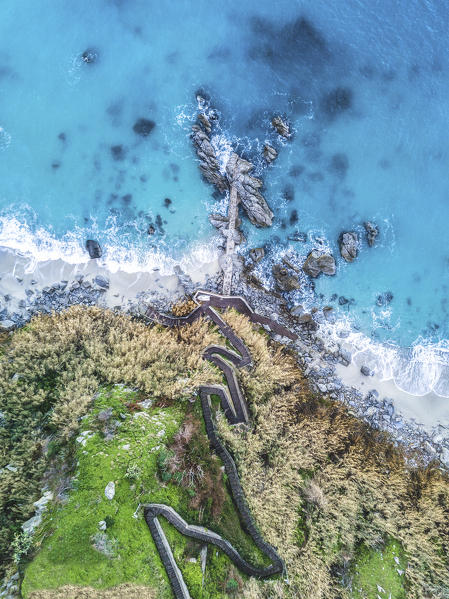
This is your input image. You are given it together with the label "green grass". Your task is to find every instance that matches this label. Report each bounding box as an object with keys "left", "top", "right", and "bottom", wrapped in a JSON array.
[
  {"left": 350, "top": 538, "right": 407, "bottom": 599},
  {"left": 21, "top": 385, "right": 270, "bottom": 598}
]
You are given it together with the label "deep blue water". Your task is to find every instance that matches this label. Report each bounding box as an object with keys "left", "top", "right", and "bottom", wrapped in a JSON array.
[{"left": 1, "top": 0, "right": 449, "bottom": 395}]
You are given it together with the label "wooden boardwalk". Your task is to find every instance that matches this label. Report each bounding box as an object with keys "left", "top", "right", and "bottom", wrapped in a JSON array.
[{"left": 144, "top": 292, "right": 293, "bottom": 598}]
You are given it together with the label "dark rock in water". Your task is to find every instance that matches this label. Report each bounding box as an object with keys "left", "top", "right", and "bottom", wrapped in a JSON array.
[
  {"left": 330, "top": 293, "right": 338, "bottom": 301},
  {"left": 329, "top": 153, "right": 349, "bottom": 177},
  {"left": 133, "top": 118, "right": 156, "bottom": 137},
  {"left": 191, "top": 125, "right": 228, "bottom": 193},
  {"left": 147, "top": 225, "right": 155, "bottom": 235},
  {"left": 263, "top": 144, "right": 278, "bottom": 163},
  {"left": 289, "top": 164, "right": 304, "bottom": 178},
  {"left": 226, "top": 153, "right": 273, "bottom": 227},
  {"left": 111, "top": 145, "right": 126, "bottom": 161},
  {"left": 271, "top": 116, "right": 291, "bottom": 138},
  {"left": 339, "top": 296, "right": 349, "bottom": 305},
  {"left": 376, "top": 291, "right": 394, "bottom": 306},
  {"left": 288, "top": 231, "right": 307, "bottom": 242},
  {"left": 86, "top": 239, "right": 102, "bottom": 259},
  {"left": 289, "top": 209, "right": 299, "bottom": 225},
  {"left": 122, "top": 194, "right": 132, "bottom": 204},
  {"left": 249, "top": 247, "right": 265, "bottom": 263},
  {"left": 272, "top": 264, "right": 300, "bottom": 292},
  {"left": 58, "top": 132, "right": 66, "bottom": 142},
  {"left": 283, "top": 183, "right": 294, "bottom": 202},
  {"left": 94, "top": 275, "right": 109, "bottom": 289},
  {"left": 361, "top": 365, "right": 374, "bottom": 376},
  {"left": 303, "top": 250, "right": 336, "bottom": 277},
  {"left": 321, "top": 87, "right": 353, "bottom": 117},
  {"left": 82, "top": 48, "right": 99, "bottom": 64},
  {"left": 164, "top": 197, "right": 172, "bottom": 207},
  {"left": 51, "top": 161, "right": 61, "bottom": 169},
  {"left": 339, "top": 231, "right": 359, "bottom": 262},
  {"left": 364, "top": 221, "right": 379, "bottom": 247}
]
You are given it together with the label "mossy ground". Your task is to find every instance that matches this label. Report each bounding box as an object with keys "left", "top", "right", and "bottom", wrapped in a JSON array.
[
  {"left": 350, "top": 539, "right": 407, "bottom": 599},
  {"left": 21, "top": 385, "right": 265, "bottom": 598}
]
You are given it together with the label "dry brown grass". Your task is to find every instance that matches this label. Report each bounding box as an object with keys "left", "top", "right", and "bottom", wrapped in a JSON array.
[
  {"left": 171, "top": 298, "right": 197, "bottom": 317},
  {"left": 218, "top": 312, "right": 449, "bottom": 599},
  {"left": 29, "top": 584, "right": 156, "bottom": 599}
]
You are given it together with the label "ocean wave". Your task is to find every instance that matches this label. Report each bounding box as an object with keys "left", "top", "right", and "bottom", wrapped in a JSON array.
[
  {"left": 0, "top": 127, "right": 12, "bottom": 151},
  {"left": 320, "top": 313, "right": 449, "bottom": 398},
  {"left": 0, "top": 216, "right": 220, "bottom": 277}
]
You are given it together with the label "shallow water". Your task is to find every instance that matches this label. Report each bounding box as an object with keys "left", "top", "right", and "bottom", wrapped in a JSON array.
[{"left": 1, "top": 0, "right": 449, "bottom": 396}]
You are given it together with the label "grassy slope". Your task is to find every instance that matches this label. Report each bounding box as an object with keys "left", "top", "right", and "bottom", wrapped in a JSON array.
[
  {"left": 350, "top": 539, "right": 407, "bottom": 599},
  {"left": 22, "top": 386, "right": 264, "bottom": 598}
]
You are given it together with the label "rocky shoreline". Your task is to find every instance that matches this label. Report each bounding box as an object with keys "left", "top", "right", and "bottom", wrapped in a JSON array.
[{"left": 1, "top": 257, "right": 448, "bottom": 471}]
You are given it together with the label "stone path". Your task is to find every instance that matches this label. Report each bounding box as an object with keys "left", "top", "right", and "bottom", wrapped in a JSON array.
[
  {"left": 144, "top": 291, "right": 295, "bottom": 598},
  {"left": 222, "top": 186, "right": 239, "bottom": 295}
]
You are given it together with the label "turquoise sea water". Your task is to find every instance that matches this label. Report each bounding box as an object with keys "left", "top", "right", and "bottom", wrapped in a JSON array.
[{"left": 1, "top": 1, "right": 449, "bottom": 395}]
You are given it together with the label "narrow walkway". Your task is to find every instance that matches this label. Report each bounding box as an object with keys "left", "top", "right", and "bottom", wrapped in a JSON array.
[
  {"left": 222, "top": 185, "right": 239, "bottom": 295},
  {"left": 144, "top": 292, "right": 293, "bottom": 598}
]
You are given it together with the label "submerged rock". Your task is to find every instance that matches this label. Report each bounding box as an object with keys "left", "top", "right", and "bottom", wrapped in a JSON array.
[
  {"left": 364, "top": 221, "right": 379, "bottom": 247},
  {"left": 272, "top": 264, "right": 300, "bottom": 292},
  {"left": 376, "top": 291, "right": 394, "bottom": 306},
  {"left": 271, "top": 116, "right": 291, "bottom": 138},
  {"left": 263, "top": 144, "right": 278, "bottom": 163},
  {"left": 303, "top": 250, "right": 336, "bottom": 277},
  {"left": 339, "top": 231, "right": 359, "bottom": 262},
  {"left": 191, "top": 125, "right": 228, "bottom": 193},
  {"left": 86, "top": 239, "right": 102, "bottom": 259},
  {"left": 81, "top": 48, "right": 99, "bottom": 64},
  {"left": 133, "top": 118, "right": 155, "bottom": 137},
  {"left": 94, "top": 275, "right": 109, "bottom": 289},
  {"left": 226, "top": 153, "right": 273, "bottom": 227}
]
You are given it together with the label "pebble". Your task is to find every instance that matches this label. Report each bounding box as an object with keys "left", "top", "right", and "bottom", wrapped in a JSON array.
[{"left": 104, "top": 481, "right": 115, "bottom": 500}]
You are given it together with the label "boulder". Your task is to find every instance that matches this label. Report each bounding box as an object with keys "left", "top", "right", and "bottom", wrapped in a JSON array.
[
  {"left": 94, "top": 275, "right": 109, "bottom": 289},
  {"left": 303, "top": 250, "right": 336, "bottom": 277},
  {"left": 249, "top": 247, "right": 264, "bottom": 263},
  {"left": 86, "top": 239, "right": 102, "bottom": 259},
  {"left": 263, "top": 144, "right": 278, "bottom": 163},
  {"left": 272, "top": 264, "right": 300, "bottom": 292},
  {"left": 364, "top": 221, "right": 379, "bottom": 247},
  {"left": 226, "top": 153, "right": 273, "bottom": 227},
  {"left": 104, "top": 481, "right": 115, "bottom": 500},
  {"left": 191, "top": 125, "right": 228, "bottom": 193},
  {"left": 271, "top": 116, "right": 290, "bottom": 138},
  {"left": 133, "top": 118, "right": 156, "bottom": 137},
  {"left": 339, "top": 231, "right": 359, "bottom": 262},
  {"left": 361, "top": 365, "right": 374, "bottom": 376}
]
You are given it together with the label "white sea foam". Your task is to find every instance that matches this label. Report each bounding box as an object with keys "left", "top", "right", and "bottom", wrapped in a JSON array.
[
  {"left": 320, "top": 312, "right": 449, "bottom": 398},
  {"left": 0, "top": 127, "right": 12, "bottom": 151},
  {"left": 0, "top": 216, "right": 219, "bottom": 277}
]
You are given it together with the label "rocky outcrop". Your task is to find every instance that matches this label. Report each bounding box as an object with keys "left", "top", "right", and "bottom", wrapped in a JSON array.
[
  {"left": 364, "top": 221, "right": 379, "bottom": 247},
  {"left": 191, "top": 125, "right": 228, "bottom": 193},
  {"left": 208, "top": 213, "right": 229, "bottom": 231},
  {"left": 81, "top": 48, "right": 98, "bottom": 64},
  {"left": 303, "top": 250, "right": 336, "bottom": 277},
  {"left": 271, "top": 116, "right": 290, "bottom": 138},
  {"left": 226, "top": 153, "right": 273, "bottom": 227},
  {"left": 339, "top": 231, "right": 359, "bottom": 262},
  {"left": 272, "top": 264, "right": 300, "bottom": 292},
  {"left": 263, "top": 144, "right": 278, "bottom": 163},
  {"left": 197, "top": 113, "right": 212, "bottom": 134}
]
